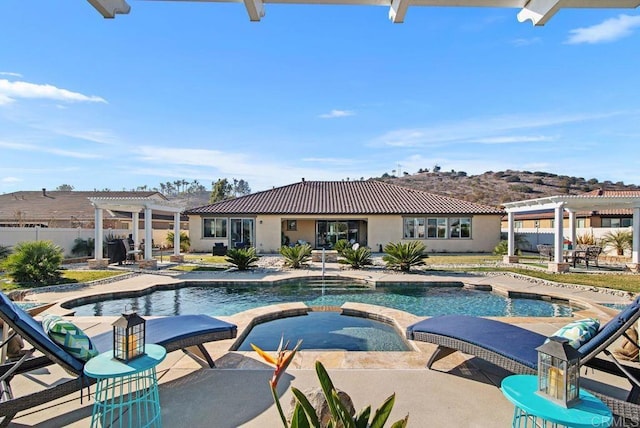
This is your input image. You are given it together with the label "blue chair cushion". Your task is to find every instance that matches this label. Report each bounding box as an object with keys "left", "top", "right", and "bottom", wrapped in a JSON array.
[
  {"left": 546, "top": 318, "right": 600, "bottom": 349},
  {"left": 407, "top": 315, "right": 547, "bottom": 370},
  {"left": 0, "top": 293, "right": 85, "bottom": 373},
  {"left": 91, "top": 314, "right": 238, "bottom": 352}
]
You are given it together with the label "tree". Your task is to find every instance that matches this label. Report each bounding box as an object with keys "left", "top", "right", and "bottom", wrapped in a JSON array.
[
  {"left": 210, "top": 178, "right": 233, "bottom": 203},
  {"left": 232, "top": 179, "right": 251, "bottom": 197},
  {"left": 56, "top": 184, "right": 74, "bottom": 191}
]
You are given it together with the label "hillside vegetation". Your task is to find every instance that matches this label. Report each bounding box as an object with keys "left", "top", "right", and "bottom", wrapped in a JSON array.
[{"left": 377, "top": 169, "right": 640, "bottom": 208}]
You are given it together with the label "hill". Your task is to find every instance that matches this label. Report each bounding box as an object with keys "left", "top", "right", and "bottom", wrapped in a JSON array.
[{"left": 376, "top": 170, "right": 640, "bottom": 208}]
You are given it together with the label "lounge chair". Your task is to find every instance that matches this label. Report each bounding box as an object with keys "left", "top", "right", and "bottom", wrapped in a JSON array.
[
  {"left": 0, "top": 292, "right": 237, "bottom": 426},
  {"left": 406, "top": 296, "right": 640, "bottom": 423}
]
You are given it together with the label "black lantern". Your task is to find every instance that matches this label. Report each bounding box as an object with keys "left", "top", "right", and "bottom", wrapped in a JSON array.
[
  {"left": 536, "top": 336, "right": 581, "bottom": 407},
  {"left": 112, "top": 310, "right": 146, "bottom": 362}
]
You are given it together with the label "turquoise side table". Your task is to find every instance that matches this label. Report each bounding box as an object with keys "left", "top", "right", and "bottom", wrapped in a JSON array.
[
  {"left": 501, "top": 375, "right": 612, "bottom": 428},
  {"left": 84, "top": 344, "right": 166, "bottom": 428}
]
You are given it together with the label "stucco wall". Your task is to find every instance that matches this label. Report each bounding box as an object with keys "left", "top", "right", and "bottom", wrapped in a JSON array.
[{"left": 189, "top": 214, "right": 502, "bottom": 254}]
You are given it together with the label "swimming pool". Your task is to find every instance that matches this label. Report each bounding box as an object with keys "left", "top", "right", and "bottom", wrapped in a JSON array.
[
  {"left": 235, "top": 311, "right": 411, "bottom": 352},
  {"left": 67, "top": 280, "right": 574, "bottom": 317}
]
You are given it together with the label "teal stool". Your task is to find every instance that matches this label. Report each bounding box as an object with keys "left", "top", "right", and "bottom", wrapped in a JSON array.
[
  {"left": 84, "top": 344, "right": 166, "bottom": 428},
  {"left": 501, "top": 375, "right": 612, "bottom": 428}
]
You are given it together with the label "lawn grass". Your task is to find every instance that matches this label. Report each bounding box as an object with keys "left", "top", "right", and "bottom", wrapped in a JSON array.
[
  {"left": 181, "top": 254, "right": 228, "bottom": 264},
  {"left": 170, "top": 265, "right": 227, "bottom": 272},
  {"left": 1, "top": 270, "right": 125, "bottom": 291}
]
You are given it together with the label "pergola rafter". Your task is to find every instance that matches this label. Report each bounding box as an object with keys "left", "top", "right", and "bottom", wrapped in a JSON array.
[{"left": 86, "top": 0, "right": 640, "bottom": 24}]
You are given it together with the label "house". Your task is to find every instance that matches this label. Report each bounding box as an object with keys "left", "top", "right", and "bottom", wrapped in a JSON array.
[
  {"left": 185, "top": 180, "right": 504, "bottom": 254},
  {"left": 0, "top": 189, "right": 187, "bottom": 258},
  {"left": 0, "top": 188, "right": 186, "bottom": 229}
]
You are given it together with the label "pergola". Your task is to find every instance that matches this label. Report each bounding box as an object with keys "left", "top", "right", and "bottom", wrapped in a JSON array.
[
  {"left": 88, "top": 0, "right": 640, "bottom": 24},
  {"left": 503, "top": 195, "right": 640, "bottom": 272},
  {"left": 88, "top": 196, "right": 185, "bottom": 269}
]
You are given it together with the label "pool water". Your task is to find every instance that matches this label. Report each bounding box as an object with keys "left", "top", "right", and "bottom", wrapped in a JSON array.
[
  {"left": 68, "top": 281, "right": 574, "bottom": 318},
  {"left": 235, "top": 311, "right": 411, "bottom": 352}
]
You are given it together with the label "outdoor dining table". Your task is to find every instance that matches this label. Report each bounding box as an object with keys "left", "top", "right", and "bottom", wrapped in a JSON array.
[{"left": 563, "top": 249, "right": 586, "bottom": 267}]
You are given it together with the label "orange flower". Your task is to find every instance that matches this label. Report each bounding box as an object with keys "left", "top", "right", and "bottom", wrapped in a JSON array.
[{"left": 251, "top": 337, "right": 303, "bottom": 388}]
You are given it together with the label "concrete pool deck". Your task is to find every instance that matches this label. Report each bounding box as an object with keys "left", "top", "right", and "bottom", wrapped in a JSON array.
[{"left": 5, "top": 260, "right": 639, "bottom": 427}]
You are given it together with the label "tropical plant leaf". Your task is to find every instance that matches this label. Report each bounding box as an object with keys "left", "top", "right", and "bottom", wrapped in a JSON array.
[
  {"left": 382, "top": 241, "right": 427, "bottom": 272},
  {"left": 291, "top": 387, "right": 320, "bottom": 428},
  {"left": 315, "top": 361, "right": 340, "bottom": 421},
  {"left": 290, "top": 402, "right": 311, "bottom": 428},
  {"left": 332, "top": 390, "right": 356, "bottom": 428},
  {"left": 225, "top": 247, "right": 260, "bottom": 270},
  {"left": 389, "top": 414, "right": 409, "bottom": 428},
  {"left": 354, "top": 405, "right": 371, "bottom": 428},
  {"left": 369, "top": 393, "right": 396, "bottom": 428}
]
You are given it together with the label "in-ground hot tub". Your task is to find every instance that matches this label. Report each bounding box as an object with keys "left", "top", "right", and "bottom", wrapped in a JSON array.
[{"left": 234, "top": 310, "right": 411, "bottom": 352}]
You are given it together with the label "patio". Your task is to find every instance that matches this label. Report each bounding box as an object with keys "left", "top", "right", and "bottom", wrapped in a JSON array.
[{"left": 3, "top": 262, "right": 638, "bottom": 427}]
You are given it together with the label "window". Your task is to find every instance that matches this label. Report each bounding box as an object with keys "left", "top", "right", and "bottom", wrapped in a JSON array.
[
  {"left": 514, "top": 220, "right": 523, "bottom": 229},
  {"left": 286, "top": 220, "right": 297, "bottom": 231},
  {"left": 602, "top": 218, "right": 633, "bottom": 228},
  {"left": 427, "top": 218, "right": 447, "bottom": 239},
  {"left": 449, "top": 217, "right": 471, "bottom": 239},
  {"left": 203, "top": 218, "right": 227, "bottom": 238},
  {"left": 576, "top": 218, "right": 586, "bottom": 228},
  {"left": 403, "top": 218, "right": 425, "bottom": 239}
]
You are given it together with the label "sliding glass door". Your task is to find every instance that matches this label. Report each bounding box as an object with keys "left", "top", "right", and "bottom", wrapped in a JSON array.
[{"left": 230, "top": 218, "right": 254, "bottom": 248}]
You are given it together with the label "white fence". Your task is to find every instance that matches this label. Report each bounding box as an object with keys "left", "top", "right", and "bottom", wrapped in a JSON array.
[{"left": 0, "top": 227, "right": 174, "bottom": 257}]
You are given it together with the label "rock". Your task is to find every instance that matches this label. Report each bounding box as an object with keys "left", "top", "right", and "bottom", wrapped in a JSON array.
[{"left": 288, "top": 387, "right": 355, "bottom": 426}]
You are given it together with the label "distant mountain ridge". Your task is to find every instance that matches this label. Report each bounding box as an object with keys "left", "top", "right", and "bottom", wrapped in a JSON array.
[{"left": 375, "top": 170, "right": 640, "bottom": 208}]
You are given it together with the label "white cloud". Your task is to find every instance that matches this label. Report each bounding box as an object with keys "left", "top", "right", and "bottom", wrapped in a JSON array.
[
  {"left": 371, "top": 111, "right": 624, "bottom": 148},
  {"left": 319, "top": 109, "right": 355, "bottom": 119},
  {"left": 0, "top": 140, "right": 101, "bottom": 159},
  {"left": 470, "top": 135, "right": 555, "bottom": 144},
  {"left": 0, "top": 72, "right": 22, "bottom": 77},
  {"left": 0, "top": 79, "right": 107, "bottom": 105},
  {"left": 1, "top": 176, "right": 21, "bottom": 183},
  {"left": 566, "top": 14, "right": 640, "bottom": 45},
  {"left": 301, "top": 157, "right": 363, "bottom": 166},
  {"left": 511, "top": 37, "right": 541, "bottom": 47}
]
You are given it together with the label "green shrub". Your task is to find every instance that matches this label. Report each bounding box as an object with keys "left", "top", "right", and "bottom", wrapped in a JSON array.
[
  {"left": 333, "top": 239, "right": 350, "bottom": 255},
  {"left": 600, "top": 230, "right": 632, "bottom": 255},
  {"left": 382, "top": 241, "right": 427, "bottom": 272},
  {"left": 3, "top": 241, "right": 63, "bottom": 285},
  {"left": 493, "top": 240, "right": 521, "bottom": 256},
  {"left": 71, "top": 237, "right": 95, "bottom": 257},
  {"left": 225, "top": 247, "right": 260, "bottom": 270},
  {"left": 280, "top": 244, "right": 312, "bottom": 268},
  {"left": 0, "top": 245, "right": 11, "bottom": 261},
  {"left": 338, "top": 246, "right": 372, "bottom": 269},
  {"left": 166, "top": 231, "right": 190, "bottom": 252}
]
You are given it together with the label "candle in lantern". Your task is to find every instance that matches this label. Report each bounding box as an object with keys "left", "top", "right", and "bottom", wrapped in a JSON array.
[{"left": 549, "top": 367, "right": 564, "bottom": 399}]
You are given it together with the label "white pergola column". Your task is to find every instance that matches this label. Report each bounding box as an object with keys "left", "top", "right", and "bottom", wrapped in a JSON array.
[
  {"left": 144, "top": 207, "right": 153, "bottom": 260},
  {"left": 507, "top": 211, "right": 515, "bottom": 256},
  {"left": 567, "top": 209, "right": 576, "bottom": 248},
  {"left": 633, "top": 207, "right": 640, "bottom": 264},
  {"left": 94, "top": 207, "right": 103, "bottom": 259},
  {"left": 173, "top": 213, "right": 181, "bottom": 256},
  {"left": 553, "top": 204, "right": 564, "bottom": 263},
  {"left": 132, "top": 211, "right": 140, "bottom": 248}
]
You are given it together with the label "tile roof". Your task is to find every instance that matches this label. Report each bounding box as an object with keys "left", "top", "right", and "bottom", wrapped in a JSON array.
[
  {"left": 185, "top": 180, "right": 504, "bottom": 215},
  {"left": 0, "top": 190, "right": 163, "bottom": 221},
  {"left": 581, "top": 189, "right": 640, "bottom": 197}
]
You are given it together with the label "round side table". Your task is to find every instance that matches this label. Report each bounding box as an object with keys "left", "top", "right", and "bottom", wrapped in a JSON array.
[
  {"left": 501, "top": 375, "right": 612, "bottom": 428},
  {"left": 84, "top": 344, "right": 166, "bottom": 428}
]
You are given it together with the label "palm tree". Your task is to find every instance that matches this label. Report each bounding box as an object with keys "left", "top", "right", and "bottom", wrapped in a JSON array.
[
  {"left": 382, "top": 241, "right": 427, "bottom": 272},
  {"left": 600, "top": 230, "right": 632, "bottom": 256}
]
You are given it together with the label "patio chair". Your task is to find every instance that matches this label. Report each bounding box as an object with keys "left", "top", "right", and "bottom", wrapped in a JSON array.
[
  {"left": 0, "top": 292, "right": 237, "bottom": 426},
  {"left": 406, "top": 296, "right": 640, "bottom": 423},
  {"left": 575, "top": 245, "right": 602, "bottom": 269},
  {"left": 536, "top": 244, "right": 554, "bottom": 262}
]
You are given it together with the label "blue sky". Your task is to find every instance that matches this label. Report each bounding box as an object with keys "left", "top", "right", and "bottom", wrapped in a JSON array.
[{"left": 1, "top": 2, "right": 639, "bottom": 194}]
